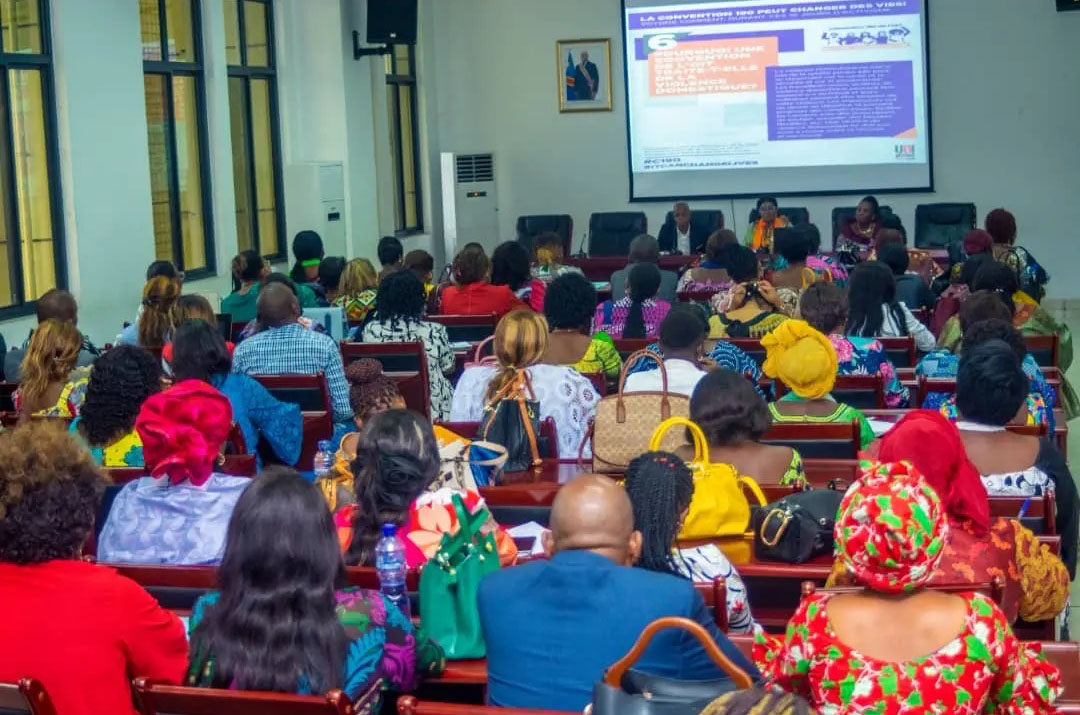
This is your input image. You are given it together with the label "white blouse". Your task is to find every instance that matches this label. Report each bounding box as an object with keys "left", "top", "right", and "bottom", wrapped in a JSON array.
[
  {"left": 881, "top": 302, "right": 937, "bottom": 352},
  {"left": 673, "top": 544, "right": 755, "bottom": 634}
]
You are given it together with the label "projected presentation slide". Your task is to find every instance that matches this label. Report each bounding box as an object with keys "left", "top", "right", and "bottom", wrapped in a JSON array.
[{"left": 622, "top": 0, "right": 931, "bottom": 199}]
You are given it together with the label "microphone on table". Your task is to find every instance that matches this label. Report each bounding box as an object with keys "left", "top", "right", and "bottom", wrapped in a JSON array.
[{"left": 575, "top": 231, "right": 588, "bottom": 258}]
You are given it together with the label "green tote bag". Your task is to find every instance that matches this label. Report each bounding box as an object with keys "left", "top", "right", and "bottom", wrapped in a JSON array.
[{"left": 419, "top": 492, "right": 501, "bottom": 660}]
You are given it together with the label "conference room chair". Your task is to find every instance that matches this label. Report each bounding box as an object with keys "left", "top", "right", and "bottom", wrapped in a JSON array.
[
  {"left": 872, "top": 336, "right": 916, "bottom": 368},
  {"left": 515, "top": 214, "right": 573, "bottom": 256},
  {"left": 774, "top": 374, "right": 886, "bottom": 410},
  {"left": 989, "top": 492, "right": 1056, "bottom": 536},
  {"left": 341, "top": 341, "right": 431, "bottom": 418},
  {"left": 251, "top": 374, "right": 331, "bottom": 414},
  {"left": 230, "top": 321, "right": 248, "bottom": 343},
  {"left": 748, "top": 206, "right": 809, "bottom": 226},
  {"left": 801, "top": 458, "right": 859, "bottom": 486},
  {"left": 662, "top": 208, "right": 724, "bottom": 234},
  {"left": 829, "top": 205, "right": 894, "bottom": 250},
  {"left": 133, "top": 679, "right": 354, "bottom": 715},
  {"left": 581, "top": 371, "right": 607, "bottom": 396},
  {"left": 397, "top": 696, "right": 566, "bottom": 715},
  {"left": 0, "top": 382, "right": 17, "bottom": 412},
  {"left": 760, "top": 421, "right": 861, "bottom": 459},
  {"left": 1025, "top": 334, "right": 1060, "bottom": 368},
  {"left": 213, "top": 313, "right": 232, "bottom": 343},
  {"left": 427, "top": 313, "right": 498, "bottom": 344},
  {"left": 587, "top": 211, "right": 647, "bottom": 256},
  {"left": 678, "top": 288, "right": 725, "bottom": 303},
  {"left": 913, "top": 202, "right": 976, "bottom": 250},
  {"left": 613, "top": 338, "right": 652, "bottom": 363},
  {"left": 0, "top": 679, "right": 57, "bottom": 715}
]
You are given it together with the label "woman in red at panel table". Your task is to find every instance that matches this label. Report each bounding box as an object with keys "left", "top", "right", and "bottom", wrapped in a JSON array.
[
  {"left": 0, "top": 422, "right": 188, "bottom": 715},
  {"left": 439, "top": 244, "right": 528, "bottom": 319}
]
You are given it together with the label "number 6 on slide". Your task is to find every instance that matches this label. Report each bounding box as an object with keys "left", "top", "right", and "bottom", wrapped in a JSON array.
[{"left": 647, "top": 33, "right": 678, "bottom": 51}]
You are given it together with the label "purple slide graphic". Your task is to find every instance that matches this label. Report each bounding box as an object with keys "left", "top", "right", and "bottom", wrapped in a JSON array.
[
  {"left": 633, "top": 29, "right": 803, "bottom": 61},
  {"left": 766, "top": 62, "right": 915, "bottom": 141},
  {"left": 629, "top": 0, "right": 919, "bottom": 30}
]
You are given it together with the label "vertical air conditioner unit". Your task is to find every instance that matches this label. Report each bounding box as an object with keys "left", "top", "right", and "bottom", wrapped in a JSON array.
[{"left": 439, "top": 152, "right": 499, "bottom": 262}]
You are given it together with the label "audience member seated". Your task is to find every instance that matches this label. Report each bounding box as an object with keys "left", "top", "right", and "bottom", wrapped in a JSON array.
[
  {"left": 676, "top": 229, "right": 736, "bottom": 292},
  {"left": 872, "top": 223, "right": 944, "bottom": 288},
  {"left": 238, "top": 273, "right": 329, "bottom": 340},
  {"left": 829, "top": 410, "right": 1068, "bottom": 624},
  {"left": 337, "top": 409, "right": 516, "bottom": 567},
  {"left": 98, "top": 381, "right": 251, "bottom": 564},
  {"left": 404, "top": 249, "right": 436, "bottom": 297},
  {"left": 4, "top": 289, "right": 99, "bottom": 382},
  {"left": 172, "top": 320, "right": 301, "bottom": 468},
  {"left": 756, "top": 460, "right": 1064, "bottom": 714},
  {"left": 770, "top": 226, "right": 828, "bottom": 313},
  {"left": 0, "top": 422, "right": 188, "bottom": 715},
  {"left": 953, "top": 340, "right": 1078, "bottom": 577},
  {"left": 541, "top": 272, "right": 622, "bottom": 380},
  {"left": 835, "top": 194, "right": 882, "bottom": 257},
  {"left": 118, "top": 260, "right": 181, "bottom": 345},
  {"left": 14, "top": 319, "right": 91, "bottom": 418},
  {"left": 799, "top": 282, "right": 910, "bottom": 408},
  {"left": 480, "top": 474, "right": 759, "bottom": 711},
  {"left": 625, "top": 452, "right": 756, "bottom": 633},
  {"left": 610, "top": 234, "right": 678, "bottom": 303},
  {"left": 526, "top": 232, "right": 583, "bottom": 311},
  {"left": 317, "top": 255, "right": 346, "bottom": 306},
  {"left": 594, "top": 262, "right": 671, "bottom": 340},
  {"left": 317, "top": 359, "right": 405, "bottom": 510},
  {"left": 762, "top": 320, "right": 874, "bottom": 449},
  {"left": 187, "top": 467, "right": 444, "bottom": 704},
  {"left": 160, "top": 294, "right": 229, "bottom": 367},
  {"left": 658, "top": 201, "right": 708, "bottom": 254},
  {"left": 803, "top": 223, "right": 848, "bottom": 286},
  {"left": 924, "top": 315, "right": 1055, "bottom": 429},
  {"left": 491, "top": 240, "right": 533, "bottom": 300},
  {"left": 452, "top": 311, "right": 600, "bottom": 458},
  {"left": 744, "top": 195, "right": 789, "bottom": 252},
  {"left": 289, "top": 229, "right": 326, "bottom": 305},
  {"left": 624, "top": 305, "right": 708, "bottom": 396},
  {"left": 685, "top": 368, "right": 806, "bottom": 486},
  {"left": 627, "top": 333, "right": 766, "bottom": 399},
  {"left": 334, "top": 257, "right": 379, "bottom": 323},
  {"left": 845, "top": 260, "right": 936, "bottom": 352},
  {"left": 221, "top": 249, "right": 270, "bottom": 323},
  {"left": 120, "top": 274, "right": 182, "bottom": 347},
  {"left": 931, "top": 252, "right": 993, "bottom": 337},
  {"left": 879, "top": 241, "right": 936, "bottom": 313},
  {"left": 377, "top": 234, "right": 404, "bottom": 282},
  {"left": 359, "top": 269, "right": 454, "bottom": 421},
  {"left": 987, "top": 207, "right": 1050, "bottom": 303},
  {"left": 70, "top": 346, "right": 162, "bottom": 467},
  {"left": 709, "top": 246, "right": 789, "bottom": 339},
  {"left": 440, "top": 244, "right": 527, "bottom": 319},
  {"left": 232, "top": 282, "right": 351, "bottom": 424}
]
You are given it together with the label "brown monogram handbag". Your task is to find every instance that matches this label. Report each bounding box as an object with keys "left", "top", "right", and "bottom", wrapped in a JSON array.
[{"left": 583, "top": 350, "right": 691, "bottom": 473}]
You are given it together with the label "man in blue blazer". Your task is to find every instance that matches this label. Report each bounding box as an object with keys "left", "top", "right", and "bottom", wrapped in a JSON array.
[{"left": 478, "top": 475, "right": 759, "bottom": 712}]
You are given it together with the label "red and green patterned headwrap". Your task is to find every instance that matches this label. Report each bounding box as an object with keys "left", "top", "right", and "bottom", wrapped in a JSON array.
[{"left": 834, "top": 461, "right": 948, "bottom": 593}]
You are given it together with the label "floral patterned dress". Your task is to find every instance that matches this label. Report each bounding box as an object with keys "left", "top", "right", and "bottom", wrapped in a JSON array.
[
  {"left": 187, "top": 588, "right": 445, "bottom": 709},
  {"left": 754, "top": 591, "right": 1063, "bottom": 715},
  {"left": 829, "top": 334, "right": 910, "bottom": 408}
]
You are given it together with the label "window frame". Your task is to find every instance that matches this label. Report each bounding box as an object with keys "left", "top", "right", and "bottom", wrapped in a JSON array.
[
  {"left": 385, "top": 44, "right": 423, "bottom": 236},
  {"left": 0, "top": 0, "right": 66, "bottom": 319},
  {"left": 141, "top": 0, "right": 216, "bottom": 279},
  {"left": 227, "top": 0, "right": 286, "bottom": 262}
]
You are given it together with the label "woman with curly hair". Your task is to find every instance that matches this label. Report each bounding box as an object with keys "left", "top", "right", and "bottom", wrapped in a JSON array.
[
  {"left": 71, "top": 345, "right": 162, "bottom": 467},
  {"left": 333, "top": 257, "right": 378, "bottom": 323},
  {"left": 359, "top": 269, "right": 455, "bottom": 420},
  {"left": 15, "top": 318, "right": 91, "bottom": 417},
  {"left": 187, "top": 467, "right": 444, "bottom": 704},
  {"left": 0, "top": 422, "right": 188, "bottom": 715}
]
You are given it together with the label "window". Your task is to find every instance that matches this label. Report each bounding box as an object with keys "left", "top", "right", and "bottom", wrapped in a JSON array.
[
  {"left": 0, "top": 0, "right": 64, "bottom": 313},
  {"left": 385, "top": 45, "right": 422, "bottom": 234},
  {"left": 140, "top": 0, "right": 214, "bottom": 275},
  {"left": 225, "top": 0, "right": 284, "bottom": 259}
]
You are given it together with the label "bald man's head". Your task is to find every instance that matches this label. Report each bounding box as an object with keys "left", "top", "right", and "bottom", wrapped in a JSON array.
[
  {"left": 257, "top": 282, "right": 300, "bottom": 328},
  {"left": 543, "top": 475, "right": 641, "bottom": 566}
]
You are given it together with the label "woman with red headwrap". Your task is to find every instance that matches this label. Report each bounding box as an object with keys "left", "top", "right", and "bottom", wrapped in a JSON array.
[
  {"left": 827, "top": 410, "right": 1069, "bottom": 624},
  {"left": 97, "top": 381, "right": 251, "bottom": 565},
  {"left": 758, "top": 460, "right": 1064, "bottom": 715}
]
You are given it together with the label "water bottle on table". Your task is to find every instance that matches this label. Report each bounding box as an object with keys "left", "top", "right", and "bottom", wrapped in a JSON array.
[
  {"left": 313, "top": 439, "right": 333, "bottom": 480},
  {"left": 376, "top": 523, "right": 410, "bottom": 618}
]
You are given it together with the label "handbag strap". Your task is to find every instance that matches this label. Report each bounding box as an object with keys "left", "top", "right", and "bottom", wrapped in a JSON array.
[
  {"left": 603, "top": 617, "right": 754, "bottom": 690},
  {"left": 737, "top": 475, "right": 769, "bottom": 507},
  {"left": 473, "top": 336, "right": 494, "bottom": 364},
  {"left": 577, "top": 419, "right": 595, "bottom": 468},
  {"left": 648, "top": 417, "right": 710, "bottom": 467},
  {"left": 465, "top": 440, "right": 508, "bottom": 469},
  {"left": 615, "top": 349, "right": 673, "bottom": 422}
]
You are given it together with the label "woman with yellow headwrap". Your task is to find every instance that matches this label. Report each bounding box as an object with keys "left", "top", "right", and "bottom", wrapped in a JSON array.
[{"left": 761, "top": 320, "right": 875, "bottom": 449}]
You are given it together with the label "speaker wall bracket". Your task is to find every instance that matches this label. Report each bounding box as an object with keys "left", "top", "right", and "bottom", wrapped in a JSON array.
[{"left": 352, "top": 31, "right": 391, "bottom": 59}]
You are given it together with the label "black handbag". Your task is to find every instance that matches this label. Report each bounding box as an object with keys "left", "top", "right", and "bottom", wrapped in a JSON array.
[
  {"left": 591, "top": 617, "right": 754, "bottom": 715},
  {"left": 752, "top": 487, "right": 845, "bottom": 564},
  {"left": 480, "top": 370, "right": 542, "bottom": 473}
]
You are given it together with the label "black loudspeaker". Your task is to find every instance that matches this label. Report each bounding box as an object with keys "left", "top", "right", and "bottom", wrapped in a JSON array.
[
  {"left": 1059, "top": 0, "right": 1080, "bottom": 10},
  {"left": 367, "top": 0, "right": 418, "bottom": 44}
]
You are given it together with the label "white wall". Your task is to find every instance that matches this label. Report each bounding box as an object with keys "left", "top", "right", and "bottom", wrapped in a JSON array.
[{"left": 421, "top": 0, "right": 1080, "bottom": 298}]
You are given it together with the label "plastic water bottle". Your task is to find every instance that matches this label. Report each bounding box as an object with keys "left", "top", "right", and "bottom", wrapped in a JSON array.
[
  {"left": 375, "top": 523, "right": 411, "bottom": 618},
  {"left": 313, "top": 440, "right": 333, "bottom": 480}
]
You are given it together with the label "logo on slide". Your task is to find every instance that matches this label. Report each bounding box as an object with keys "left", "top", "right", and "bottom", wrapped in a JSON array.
[{"left": 894, "top": 143, "right": 916, "bottom": 161}]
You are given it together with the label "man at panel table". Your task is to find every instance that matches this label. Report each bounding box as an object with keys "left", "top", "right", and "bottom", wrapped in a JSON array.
[{"left": 659, "top": 201, "right": 709, "bottom": 255}]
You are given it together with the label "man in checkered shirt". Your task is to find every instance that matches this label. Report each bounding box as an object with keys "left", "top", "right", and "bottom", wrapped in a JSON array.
[{"left": 231, "top": 283, "right": 351, "bottom": 423}]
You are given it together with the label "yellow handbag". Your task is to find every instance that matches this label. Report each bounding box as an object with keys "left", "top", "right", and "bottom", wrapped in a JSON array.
[{"left": 648, "top": 417, "right": 768, "bottom": 539}]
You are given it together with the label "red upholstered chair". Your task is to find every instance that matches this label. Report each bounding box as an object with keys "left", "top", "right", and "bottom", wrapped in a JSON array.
[
  {"left": 397, "top": 696, "right": 565, "bottom": 715},
  {"left": 427, "top": 313, "right": 498, "bottom": 343},
  {"left": 250, "top": 374, "right": 333, "bottom": 472},
  {"left": 875, "top": 335, "right": 917, "bottom": 368},
  {"left": 341, "top": 342, "right": 430, "bottom": 418},
  {"left": 613, "top": 338, "right": 651, "bottom": 362},
  {"left": 133, "top": 679, "right": 354, "bottom": 715},
  {"left": 0, "top": 679, "right": 58, "bottom": 715},
  {"left": 693, "top": 577, "right": 729, "bottom": 632},
  {"left": 760, "top": 421, "right": 861, "bottom": 459},
  {"left": 774, "top": 374, "right": 886, "bottom": 409},
  {"left": 1025, "top": 334, "right": 1060, "bottom": 368},
  {"left": 0, "top": 382, "right": 17, "bottom": 412},
  {"left": 580, "top": 371, "right": 607, "bottom": 396}
]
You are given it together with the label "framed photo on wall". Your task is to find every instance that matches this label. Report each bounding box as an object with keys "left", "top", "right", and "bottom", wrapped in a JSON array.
[{"left": 557, "top": 38, "right": 613, "bottom": 112}]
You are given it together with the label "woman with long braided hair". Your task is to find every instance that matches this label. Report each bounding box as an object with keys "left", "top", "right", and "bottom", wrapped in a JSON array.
[{"left": 624, "top": 452, "right": 756, "bottom": 633}]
